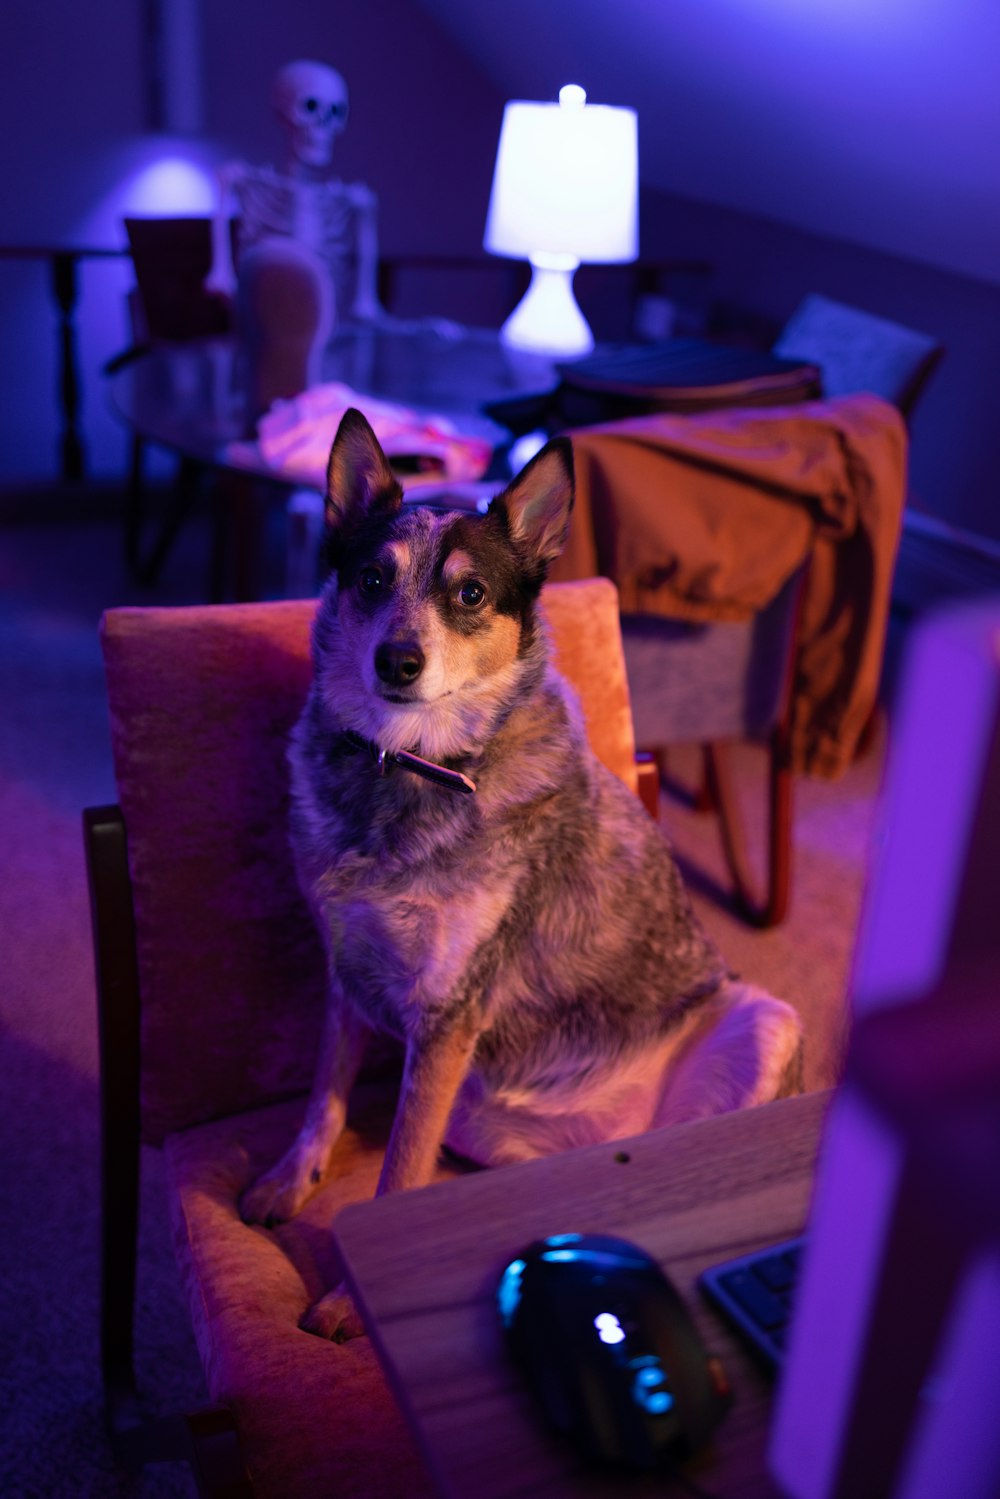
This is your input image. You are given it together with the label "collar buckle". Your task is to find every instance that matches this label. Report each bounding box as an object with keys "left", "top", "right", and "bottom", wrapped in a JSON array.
[{"left": 342, "top": 729, "right": 477, "bottom": 796}]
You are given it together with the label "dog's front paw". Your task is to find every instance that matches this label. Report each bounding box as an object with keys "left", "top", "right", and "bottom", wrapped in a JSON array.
[
  {"left": 240, "top": 1153, "right": 324, "bottom": 1227},
  {"left": 301, "top": 1283, "right": 366, "bottom": 1343}
]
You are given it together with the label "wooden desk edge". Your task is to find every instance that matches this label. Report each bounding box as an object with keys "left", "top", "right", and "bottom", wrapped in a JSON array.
[{"left": 337, "top": 1089, "right": 832, "bottom": 1245}]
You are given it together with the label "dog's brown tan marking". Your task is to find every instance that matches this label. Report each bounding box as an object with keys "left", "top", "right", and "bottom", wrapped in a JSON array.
[
  {"left": 383, "top": 539, "right": 411, "bottom": 576},
  {"left": 241, "top": 407, "right": 803, "bottom": 1345},
  {"left": 441, "top": 548, "right": 476, "bottom": 585},
  {"left": 470, "top": 614, "right": 521, "bottom": 678}
]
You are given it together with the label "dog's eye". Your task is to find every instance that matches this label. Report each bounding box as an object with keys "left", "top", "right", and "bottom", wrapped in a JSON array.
[
  {"left": 458, "top": 580, "right": 487, "bottom": 609},
  {"left": 359, "top": 567, "right": 384, "bottom": 596}
]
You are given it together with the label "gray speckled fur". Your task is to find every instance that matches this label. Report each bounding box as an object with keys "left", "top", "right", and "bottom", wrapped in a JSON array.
[
  {"left": 243, "top": 409, "right": 800, "bottom": 1277},
  {"left": 290, "top": 414, "right": 730, "bottom": 1128},
  {"left": 291, "top": 639, "right": 728, "bottom": 1088}
]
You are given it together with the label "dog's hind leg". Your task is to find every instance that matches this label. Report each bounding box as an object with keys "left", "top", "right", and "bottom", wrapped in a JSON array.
[
  {"left": 240, "top": 993, "right": 372, "bottom": 1226},
  {"left": 652, "top": 982, "right": 804, "bottom": 1129}
]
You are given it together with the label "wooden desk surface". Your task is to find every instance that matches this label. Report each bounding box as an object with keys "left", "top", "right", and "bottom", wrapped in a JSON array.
[{"left": 335, "top": 1090, "right": 831, "bottom": 1499}]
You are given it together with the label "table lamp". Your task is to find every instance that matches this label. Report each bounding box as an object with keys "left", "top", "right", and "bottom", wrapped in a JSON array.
[{"left": 484, "top": 84, "right": 638, "bottom": 361}]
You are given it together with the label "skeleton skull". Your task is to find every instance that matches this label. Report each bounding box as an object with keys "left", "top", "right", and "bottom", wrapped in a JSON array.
[{"left": 272, "top": 60, "right": 349, "bottom": 171}]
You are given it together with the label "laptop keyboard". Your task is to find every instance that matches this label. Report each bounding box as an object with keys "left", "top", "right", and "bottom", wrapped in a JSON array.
[{"left": 698, "top": 1237, "right": 805, "bottom": 1371}]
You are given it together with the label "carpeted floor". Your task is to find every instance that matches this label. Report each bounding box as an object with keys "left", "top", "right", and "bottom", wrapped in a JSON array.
[
  {"left": 1, "top": 502, "right": 218, "bottom": 1498},
  {"left": 0, "top": 493, "right": 887, "bottom": 1497}
]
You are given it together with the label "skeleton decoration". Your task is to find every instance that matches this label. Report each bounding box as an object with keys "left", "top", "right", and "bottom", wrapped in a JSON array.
[{"left": 205, "top": 60, "right": 382, "bottom": 324}]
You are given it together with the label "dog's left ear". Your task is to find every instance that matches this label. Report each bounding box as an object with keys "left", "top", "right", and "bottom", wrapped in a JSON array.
[
  {"left": 493, "top": 437, "right": 574, "bottom": 575},
  {"left": 325, "top": 407, "right": 403, "bottom": 535}
]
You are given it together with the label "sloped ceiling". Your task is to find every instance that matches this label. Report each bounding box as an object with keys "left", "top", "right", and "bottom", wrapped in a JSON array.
[{"left": 415, "top": 0, "right": 1000, "bottom": 285}]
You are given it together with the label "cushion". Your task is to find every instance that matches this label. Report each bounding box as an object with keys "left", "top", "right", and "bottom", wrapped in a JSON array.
[
  {"left": 773, "top": 294, "right": 941, "bottom": 414},
  {"left": 164, "top": 1079, "right": 468, "bottom": 1498},
  {"left": 101, "top": 580, "right": 636, "bottom": 1144}
]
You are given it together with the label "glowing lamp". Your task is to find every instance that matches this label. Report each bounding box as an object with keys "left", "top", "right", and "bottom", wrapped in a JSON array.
[{"left": 484, "top": 84, "right": 638, "bottom": 360}]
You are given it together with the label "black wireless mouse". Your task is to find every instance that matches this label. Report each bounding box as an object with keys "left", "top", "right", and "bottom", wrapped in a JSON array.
[{"left": 497, "top": 1232, "right": 731, "bottom": 1469}]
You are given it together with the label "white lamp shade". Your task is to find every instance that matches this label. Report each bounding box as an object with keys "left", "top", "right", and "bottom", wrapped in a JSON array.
[{"left": 484, "top": 93, "right": 638, "bottom": 264}]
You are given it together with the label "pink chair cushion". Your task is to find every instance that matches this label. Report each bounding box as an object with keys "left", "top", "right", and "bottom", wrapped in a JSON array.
[
  {"left": 164, "top": 1080, "right": 467, "bottom": 1498},
  {"left": 101, "top": 580, "right": 636, "bottom": 1144}
]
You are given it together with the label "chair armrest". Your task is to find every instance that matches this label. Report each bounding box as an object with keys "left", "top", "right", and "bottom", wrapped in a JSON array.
[{"left": 83, "top": 804, "right": 143, "bottom": 1419}]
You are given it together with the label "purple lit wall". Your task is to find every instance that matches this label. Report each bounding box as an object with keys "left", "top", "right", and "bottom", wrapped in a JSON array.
[
  {"left": 415, "top": 0, "right": 1000, "bottom": 287},
  {"left": 414, "top": 0, "right": 1000, "bottom": 540}
]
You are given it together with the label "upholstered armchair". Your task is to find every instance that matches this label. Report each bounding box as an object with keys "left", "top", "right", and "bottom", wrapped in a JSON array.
[{"left": 85, "top": 578, "right": 656, "bottom": 1497}]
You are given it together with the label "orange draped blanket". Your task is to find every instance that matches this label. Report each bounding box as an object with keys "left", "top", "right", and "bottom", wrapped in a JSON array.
[{"left": 551, "top": 394, "right": 908, "bottom": 778}]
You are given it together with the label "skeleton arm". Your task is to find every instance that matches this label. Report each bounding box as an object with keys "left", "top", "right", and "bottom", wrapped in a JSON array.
[{"left": 346, "top": 182, "right": 384, "bottom": 321}]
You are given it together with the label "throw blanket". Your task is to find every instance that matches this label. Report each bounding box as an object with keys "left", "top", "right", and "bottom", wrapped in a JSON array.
[
  {"left": 551, "top": 394, "right": 907, "bottom": 778},
  {"left": 226, "top": 381, "right": 493, "bottom": 490}
]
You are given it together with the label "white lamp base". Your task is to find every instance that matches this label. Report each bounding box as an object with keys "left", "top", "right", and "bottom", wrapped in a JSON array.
[{"left": 499, "top": 254, "right": 595, "bottom": 361}]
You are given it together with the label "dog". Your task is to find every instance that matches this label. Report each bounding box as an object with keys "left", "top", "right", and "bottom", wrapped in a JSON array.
[{"left": 241, "top": 407, "right": 803, "bottom": 1339}]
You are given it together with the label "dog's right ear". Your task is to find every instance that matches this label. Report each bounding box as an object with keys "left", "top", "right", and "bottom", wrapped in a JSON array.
[{"left": 325, "top": 408, "right": 403, "bottom": 537}]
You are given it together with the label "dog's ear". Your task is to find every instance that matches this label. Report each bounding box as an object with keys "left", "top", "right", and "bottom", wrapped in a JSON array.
[
  {"left": 325, "top": 407, "right": 403, "bottom": 534},
  {"left": 492, "top": 437, "right": 574, "bottom": 576}
]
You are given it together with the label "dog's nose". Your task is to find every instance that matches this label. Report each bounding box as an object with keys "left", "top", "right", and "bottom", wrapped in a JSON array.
[{"left": 374, "top": 640, "right": 425, "bottom": 687}]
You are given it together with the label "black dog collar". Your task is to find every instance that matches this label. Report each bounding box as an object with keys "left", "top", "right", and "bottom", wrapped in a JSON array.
[{"left": 342, "top": 729, "right": 477, "bottom": 796}]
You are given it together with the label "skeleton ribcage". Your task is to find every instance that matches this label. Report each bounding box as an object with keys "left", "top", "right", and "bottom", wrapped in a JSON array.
[{"left": 236, "top": 170, "right": 358, "bottom": 311}]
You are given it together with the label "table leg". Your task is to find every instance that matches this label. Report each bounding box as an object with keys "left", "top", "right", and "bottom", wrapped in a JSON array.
[
  {"left": 218, "top": 470, "right": 265, "bottom": 603},
  {"left": 52, "top": 251, "right": 85, "bottom": 481}
]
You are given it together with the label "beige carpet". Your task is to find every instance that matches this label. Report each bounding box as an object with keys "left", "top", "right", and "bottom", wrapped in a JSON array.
[{"left": 654, "top": 735, "right": 884, "bottom": 1095}]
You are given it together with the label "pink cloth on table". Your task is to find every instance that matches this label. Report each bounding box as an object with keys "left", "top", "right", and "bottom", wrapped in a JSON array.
[{"left": 226, "top": 381, "right": 493, "bottom": 489}]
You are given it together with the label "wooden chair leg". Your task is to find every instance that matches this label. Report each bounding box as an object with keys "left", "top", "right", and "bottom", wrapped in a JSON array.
[
  {"left": 113, "top": 1409, "right": 254, "bottom": 1497},
  {"left": 84, "top": 806, "right": 144, "bottom": 1439},
  {"left": 185, "top": 1410, "right": 255, "bottom": 1498},
  {"left": 84, "top": 807, "right": 254, "bottom": 1496},
  {"left": 124, "top": 435, "right": 145, "bottom": 574},
  {"left": 125, "top": 445, "right": 204, "bottom": 587},
  {"left": 138, "top": 455, "right": 204, "bottom": 585},
  {"left": 648, "top": 745, "right": 718, "bottom": 813},
  {"left": 635, "top": 752, "right": 661, "bottom": 820},
  {"left": 693, "top": 756, "right": 718, "bottom": 813},
  {"left": 702, "top": 728, "right": 793, "bottom": 928}
]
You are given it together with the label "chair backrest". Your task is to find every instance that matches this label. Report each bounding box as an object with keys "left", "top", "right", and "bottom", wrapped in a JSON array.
[
  {"left": 100, "top": 581, "right": 637, "bottom": 1145},
  {"left": 773, "top": 293, "right": 943, "bottom": 420},
  {"left": 124, "top": 216, "right": 235, "bottom": 342}
]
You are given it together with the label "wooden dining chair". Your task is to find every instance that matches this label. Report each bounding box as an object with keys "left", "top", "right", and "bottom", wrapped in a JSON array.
[
  {"left": 83, "top": 579, "right": 656, "bottom": 1498},
  {"left": 620, "top": 565, "right": 808, "bottom": 929},
  {"left": 553, "top": 297, "right": 933, "bottom": 930}
]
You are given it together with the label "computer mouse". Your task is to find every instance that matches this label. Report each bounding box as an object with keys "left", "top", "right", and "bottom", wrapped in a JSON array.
[{"left": 497, "top": 1232, "right": 731, "bottom": 1469}]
